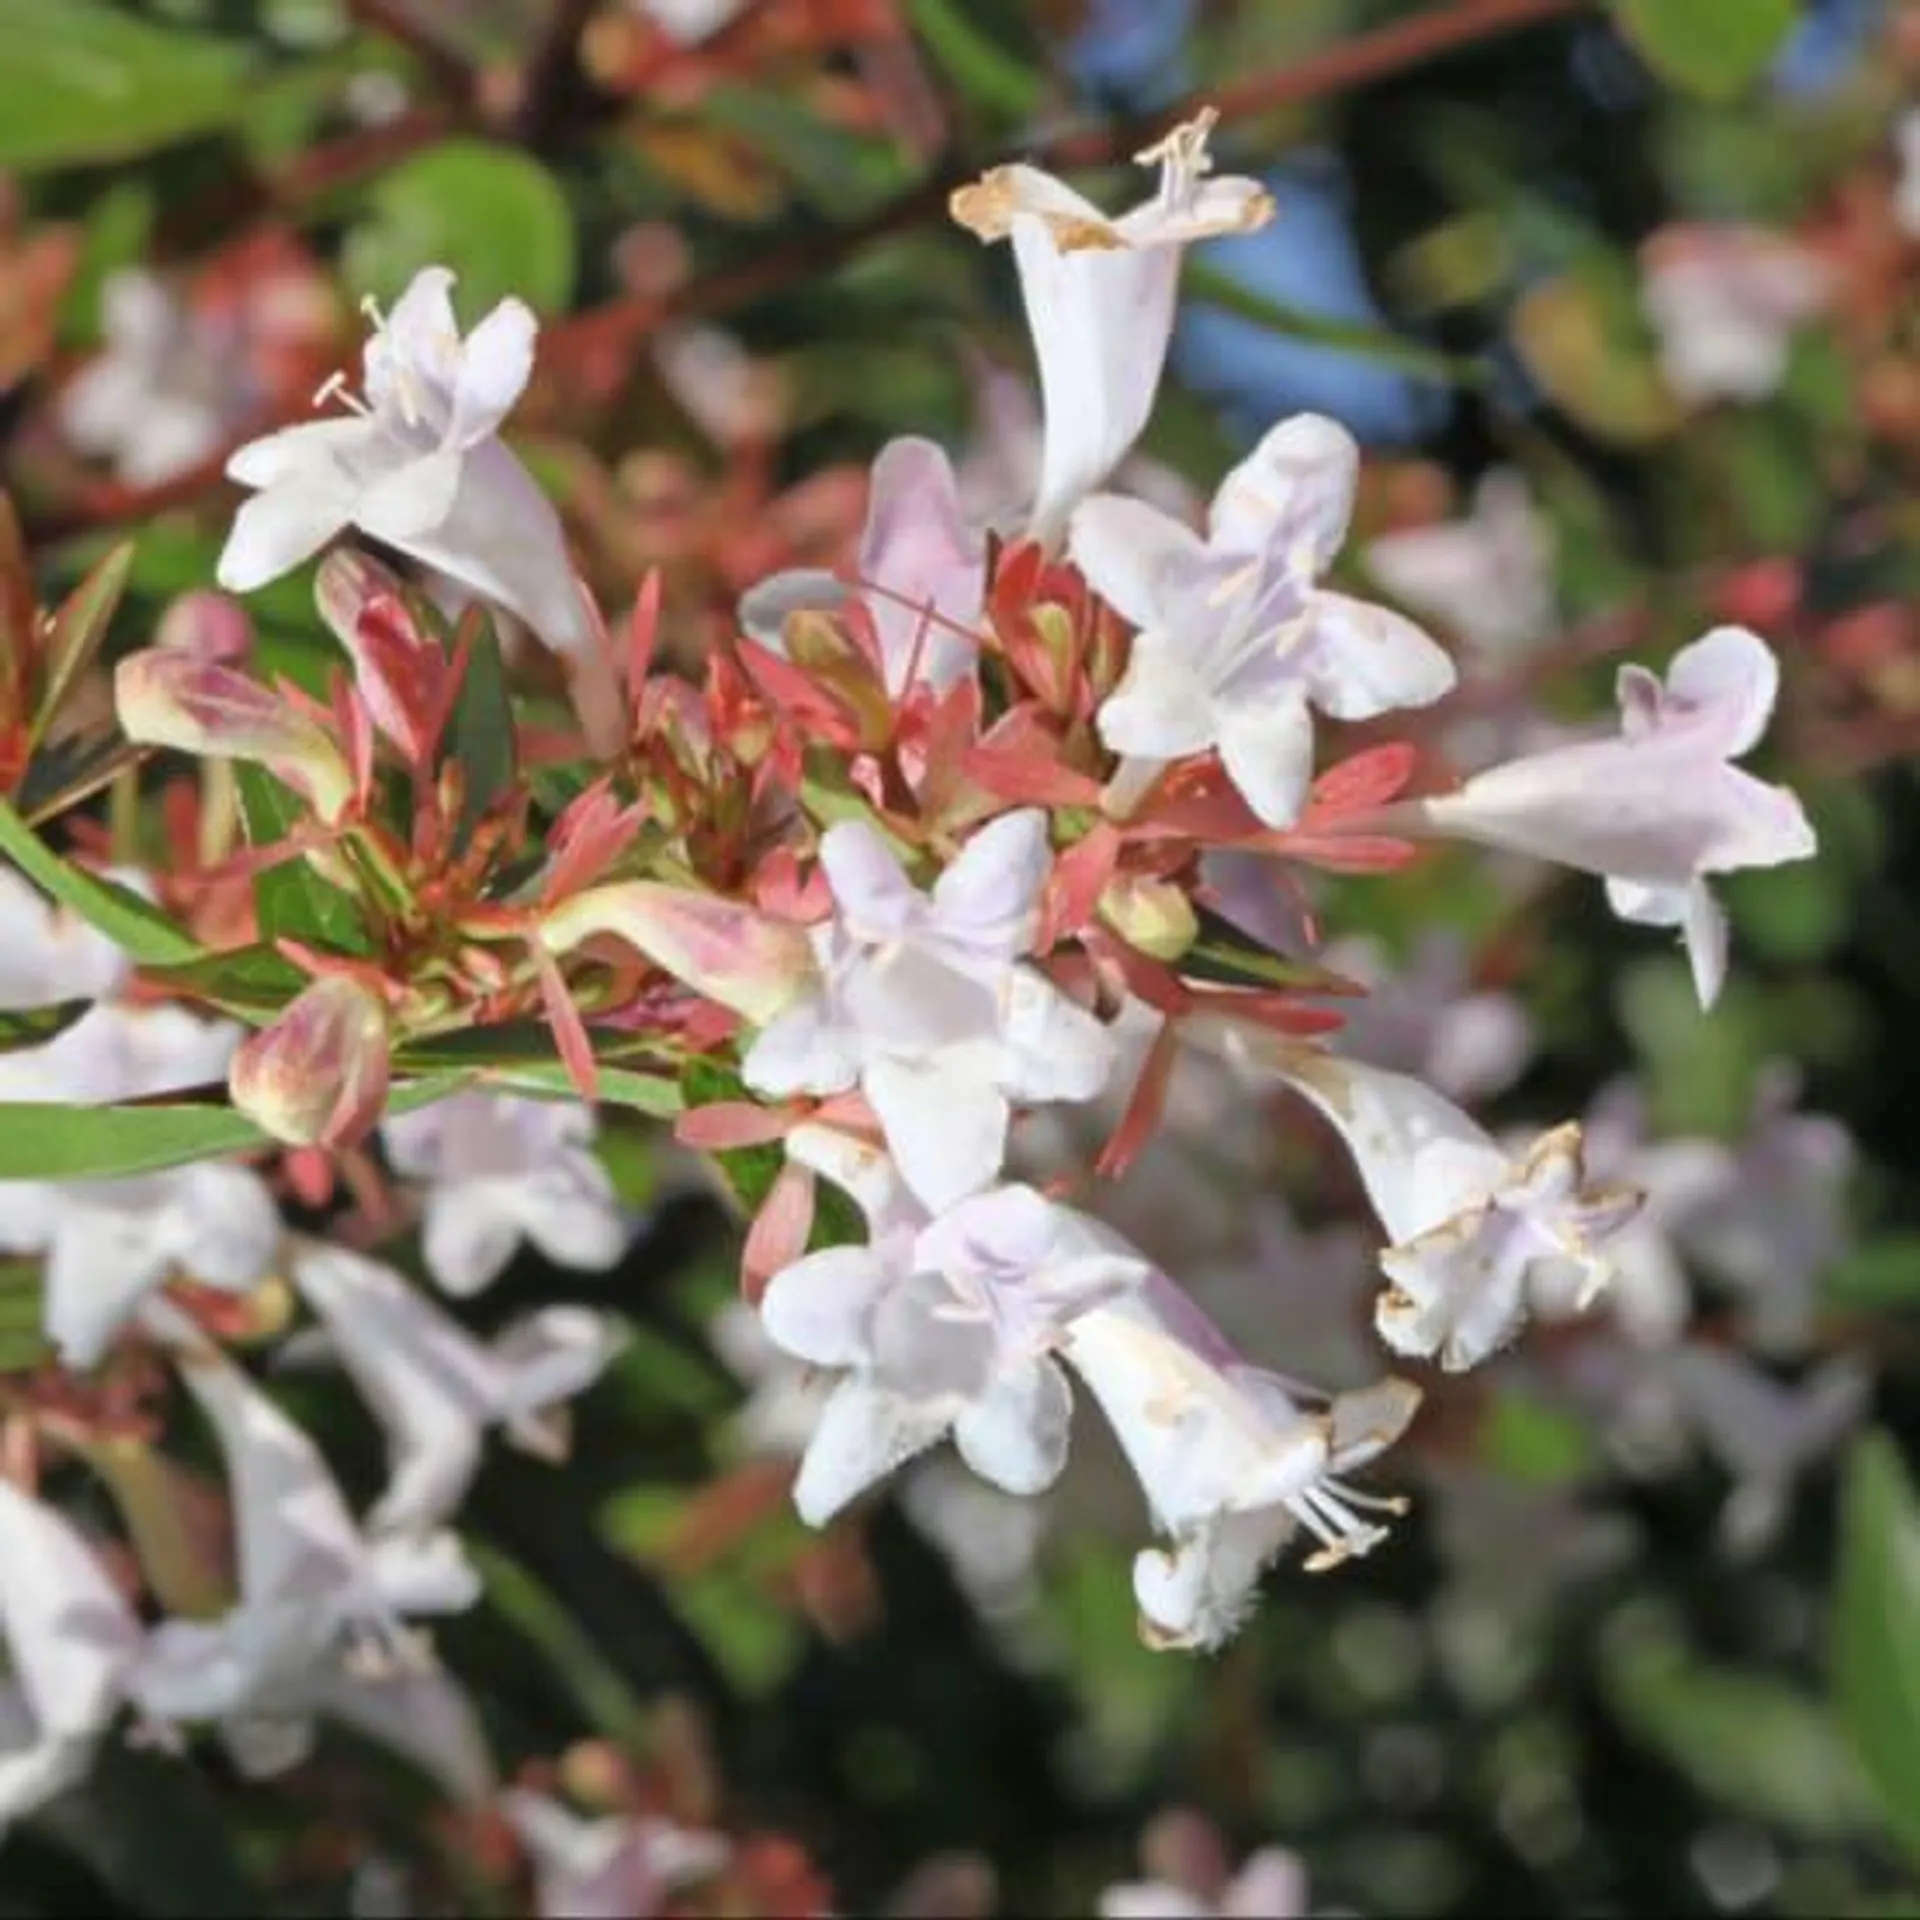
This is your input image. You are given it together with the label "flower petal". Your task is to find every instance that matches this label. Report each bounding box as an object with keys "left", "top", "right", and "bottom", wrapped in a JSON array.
[
  {"left": 953, "top": 1357, "right": 1072, "bottom": 1494},
  {"left": 1303, "top": 589, "right": 1456, "bottom": 720},
  {"left": 760, "top": 1246, "right": 895, "bottom": 1367},
  {"left": 862, "top": 1054, "right": 1009, "bottom": 1209},
  {"left": 1215, "top": 685, "right": 1316, "bottom": 829},
  {"left": 791, "top": 1376, "right": 951, "bottom": 1524}
]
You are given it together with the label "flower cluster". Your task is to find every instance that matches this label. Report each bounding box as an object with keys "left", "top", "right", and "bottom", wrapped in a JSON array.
[{"left": 0, "top": 111, "right": 1820, "bottom": 1854}]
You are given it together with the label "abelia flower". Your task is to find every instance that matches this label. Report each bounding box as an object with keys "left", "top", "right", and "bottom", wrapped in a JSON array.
[
  {"left": 1362, "top": 469, "right": 1555, "bottom": 664},
  {"left": 0, "top": 1003, "right": 279, "bottom": 1367},
  {"left": 1101, "top": 1812, "right": 1307, "bottom": 1920},
  {"left": 1071, "top": 412, "right": 1454, "bottom": 825},
  {"left": 0, "top": 1479, "right": 147, "bottom": 1831},
  {"left": 229, "top": 973, "right": 391, "bottom": 1148},
  {"left": 1640, "top": 225, "right": 1829, "bottom": 405},
  {"left": 501, "top": 1790, "right": 730, "bottom": 1920},
  {"left": 951, "top": 110, "right": 1274, "bottom": 543},
  {"left": 1276, "top": 1051, "right": 1640, "bottom": 1371},
  {"left": 742, "top": 810, "right": 1114, "bottom": 1209},
  {"left": 1400, "top": 626, "right": 1816, "bottom": 1007},
  {"left": 132, "top": 1323, "right": 481, "bottom": 1740},
  {"left": 741, "top": 436, "right": 984, "bottom": 696},
  {"left": 215, "top": 265, "right": 591, "bottom": 661},
  {"left": 759, "top": 1131, "right": 1146, "bottom": 1522},
  {"left": 289, "top": 1242, "right": 626, "bottom": 1534},
  {"left": 0, "top": 860, "right": 138, "bottom": 1010},
  {"left": 1062, "top": 1279, "right": 1420, "bottom": 1649},
  {"left": 381, "top": 1092, "right": 629, "bottom": 1295}
]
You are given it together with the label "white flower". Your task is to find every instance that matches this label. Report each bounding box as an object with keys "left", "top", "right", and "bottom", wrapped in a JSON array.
[
  {"left": 0, "top": 1479, "right": 146, "bottom": 1832},
  {"left": 1063, "top": 1278, "right": 1420, "bottom": 1649},
  {"left": 288, "top": 1242, "right": 626, "bottom": 1535},
  {"left": 951, "top": 110, "right": 1274, "bottom": 543},
  {"left": 501, "top": 1789, "right": 729, "bottom": 1920},
  {"left": 1071, "top": 412, "right": 1455, "bottom": 826},
  {"left": 1363, "top": 469, "right": 1555, "bottom": 664},
  {"left": 0, "top": 1003, "right": 280, "bottom": 1368},
  {"left": 0, "top": 860, "right": 139, "bottom": 1010},
  {"left": 1402, "top": 626, "right": 1816, "bottom": 1007},
  {"left": 740, "top": 436, "right": 985, "bottom": 696},
  {"left": 759, "top": 1130, "right": 1145, "bottom": 1522},
  {"left": 59, "top": 270, "right": 238, "bottom": 486},
  {"left": 216, "top": 266, "right": 590, "bottom": 660},
  {"left": 1640, "top": 225, "right": 1829, "bottom": 406},
  {"left": 1101, "top": 1842, "right": 1307, "bottom": 1920},
  {"left": 130, "top": 1322, "right": 480, "bottom": 1747},
  {"left": 742, "top": 810, "right": 1114, "bottom": 1209},
  {"left": 380, "top": 1092, "right": 628, "bottom": 1296},
  {"left": 1276, "top": 1050, "right": 1640, "bottom": 1371}
]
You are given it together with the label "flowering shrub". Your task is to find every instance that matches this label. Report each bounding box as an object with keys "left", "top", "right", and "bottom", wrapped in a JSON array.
[{"left": 5, "top": 1, "right": 1920, "bottom": 1914}]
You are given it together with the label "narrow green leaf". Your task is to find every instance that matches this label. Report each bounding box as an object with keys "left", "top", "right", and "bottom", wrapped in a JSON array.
[
  {"left": 487, "top": 1060, "right": 682, "bottom": 1115},
  {"left": 0, "top": 800, "right": 203, "bottom": 966},
  {"left": 0, "top": 999, "right": 92, "bottom": 1054},
  {"left": 1613, "top": 0, "right": 1798, "bottom": 100},
  {"left": 1835, "top": 1431, "right": 1920, "bottom": 1862},
  {"left": 234, "top": 764, "right": 373, "bottom": 956},
  {"left": 143, "top": 943, "right": 311, "bottom": 1023},
  {"left": 1182, "top": 258, "right": 1489, "bottom": 389},
  {"left": 905, "top": 0, "right": 1044, "bottom": 117},
  {"left": 0, "top": 2, "right": 255, "bottom": 174},
  {"left": 34, "top": 541, "right": 133, "bottom": 745},
  {"left": 1180, "top": 903, "right": 1361, "bottom": 996},
  {"left": 0, "top": 1074, "right": 470, "bottom": 1180},
  {"left": 444, "top": 609, "right": 517, "bottom": 850}
]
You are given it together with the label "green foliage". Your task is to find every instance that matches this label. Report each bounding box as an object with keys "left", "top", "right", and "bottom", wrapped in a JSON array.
[
  {"left": 1834, "top": 1432, "right": 1920, "bottom": 1862},
  {"left": 1612, "top": 0, "right": 1801, "bottom": 102},
  {"left": 0, "top": 2, "right": 255, "bottom": 173},
  {"left": 0, "top": 801, "right": 204, "bottom": 967},
  {"left": 234, "top": 764, "right": 375, "bottom": 957},
  {"left": 343, "top": 140, "right": 577, "bottom": 319}
]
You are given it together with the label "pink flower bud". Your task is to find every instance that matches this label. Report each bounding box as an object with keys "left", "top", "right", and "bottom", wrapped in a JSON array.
[
  {"left": 540, "top": 882, "right": 817, "bottom": 1024},
  {"left": 314, "top": 551, "right": 453, "bottom": 766},
  {"left": 229, "top": 974, "right": 391, "bottom": 1148},
  {"left": 115, "top": 650, "right": 355, "bottom": 822}
]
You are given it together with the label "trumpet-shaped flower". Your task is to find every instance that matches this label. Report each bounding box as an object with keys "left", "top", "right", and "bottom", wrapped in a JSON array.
[
  {"left": 289, "top": 1242, "right": 626, "bottom": 1534},
  {"left": 0, "top": 1003, "right": 280, "bottom": 1367},
  {"left": 215, "top": 266, "right": 590, "bottom": 660},
  {"left": 742, "top": 811, "right": 1114, "bottom": 1208},
  {"left": 1062, "top": 1280, "right": 1420, "bottom": 1648},
  {"left": 0, "top": 1480, "right": 147, "bottom": 1832},
  {"left": 131, "top": 1325, "right": 480, "bottom": 1742},
  {"left": 740, "top": 436, "right": 985, "bottom": 696},
  {"left": 381, "top": 1092, "right": 629, "bottom": 1295},
  {"left": 951, "top": 111, "right": 1274, "bottom": 543},
  {"left": 760, "top": 1133, "right": 1146, "bottom": 1523},
  {"left": 1278, "top": 1051, "right": 1640, "bottom": 1371},
  {"left": 1072, "top": 413, "right": 1455, "bottom": 826},
  {"left": 1401, "top": 626, "right": 1816, "bottom": 1007}
]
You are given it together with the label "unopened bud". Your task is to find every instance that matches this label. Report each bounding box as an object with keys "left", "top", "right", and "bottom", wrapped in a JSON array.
[
  {"left": 229, "top": 974, "right": 391, "bottom": 1148},
  {"left": 1098, "top": 871, "right": 1198, "bottom": 961},
  {"left": 541, "top": 882, "right": 816, "bottom": 1024},
  {"left": 116, "top": 650, "right": 355, "bottom": 822},
  {"left": 156, "top": 590, "right": 253, "bottom": 664},
  {"left": 315, "top": 552, "right": 451, "bottom": 765}
]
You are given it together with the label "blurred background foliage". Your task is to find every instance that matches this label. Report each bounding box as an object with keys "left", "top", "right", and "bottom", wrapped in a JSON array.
[{"left": 9, "top": 1, "right": 1920, "bottom": 1915}]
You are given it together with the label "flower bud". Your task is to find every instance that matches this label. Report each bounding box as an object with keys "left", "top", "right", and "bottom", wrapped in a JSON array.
[
  {"left": 540, "top": 882, "right": 817, "bottom": 1024},
  {"left": 315, "top": 551, "right": 452, "bottom": 765},
  {"left": 1098, "top": 871, "right": 1198, "bottom": 961},
  {"left": 229, "top": 974, "right": 391, "bottom": 1148},
  {"left": 116, "top": 650, "right": 355, "bottom": 822}
]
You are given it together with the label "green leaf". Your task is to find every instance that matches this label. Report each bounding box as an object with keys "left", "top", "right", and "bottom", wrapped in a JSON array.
[
  {"left": 1827, "top": 1235, "right": 1920, "bottom": 1311},
  {"left": 443, "top": 609, "right": 517, "bottom": 849},
  {"left": 1835, "top": 1431, "right": 1920, "bottom": 1861},
  {"left": 143, "top": 943, "right": 311, "bottom": 1023},
  {"left": 0, "top": 999, "right": 92, "bottom": 1054},
  {"left": 1612, "top": 0, "right": 1799, "bottom": 101},
  {"left": 904, "top": 0, "right": 1043, "bottom": 117},
  {"left": 0, "top": 801, "right": 203, "bottom": 967},
  {"left": 35, "top": 542, "right": 133, "bottom": 745},
  {"left": 0, "top": 1074, "right": 469, "bottom": 1181},
  {"left": 1180, "top": 903, "right": 1360, "bottom": 996},
  {"left": 343, "top": 140, "right": 576, "bottom": 319},
  {"left": 234, "top": 764, "right": 373, "bottom": 957},
  {"left": 488, "top": 1060, "right": 682, "bottom": 1116},
  {"left": 0, "top": 2, "right": 255, "bottom": 174}
]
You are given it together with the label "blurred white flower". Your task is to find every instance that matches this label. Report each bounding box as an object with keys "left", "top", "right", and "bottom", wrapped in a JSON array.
[{"left": 502, "top": 1789, "right": 729, "bottom": 1920}]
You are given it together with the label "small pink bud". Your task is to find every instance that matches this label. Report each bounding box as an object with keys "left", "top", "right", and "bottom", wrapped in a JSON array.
[
  {"left": 229, "top": 974, "right": 391, "bottom": 1148},
  {"left": 156, "top": 590, "right": 253, "bottom": 664},
  {"left": 115, "top": 650, "right": 356, "bottom": 822},
  {"left": 315, "top": 551, "right": 452, "bottom": 765},
  {"left": 540, "top": 882, "right": 817, "bottom": 1024}
]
